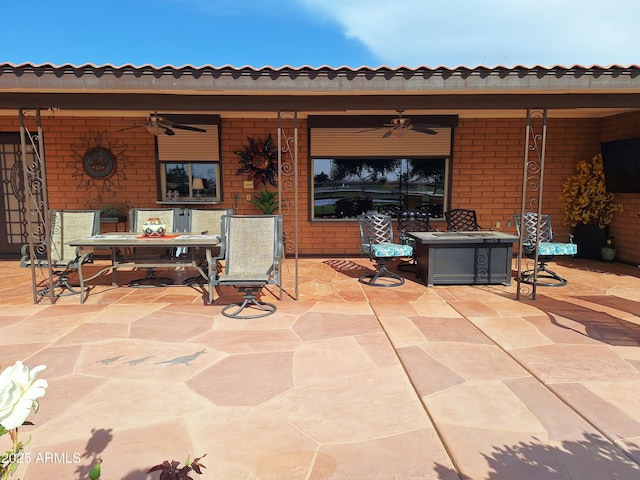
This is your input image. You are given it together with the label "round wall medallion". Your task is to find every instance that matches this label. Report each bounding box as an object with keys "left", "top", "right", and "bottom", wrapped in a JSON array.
[{"left": 82, "top": 146, "right": 116, "bottom": 179}]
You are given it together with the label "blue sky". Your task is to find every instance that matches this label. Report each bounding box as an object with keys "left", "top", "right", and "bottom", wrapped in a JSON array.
[{"left": 3, "top": 0, "right": 639, "bottom": 68}]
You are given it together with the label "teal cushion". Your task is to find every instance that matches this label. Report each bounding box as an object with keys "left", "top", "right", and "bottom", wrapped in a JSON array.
[
  {"left": 538, "top": 242, "right": 578, "bottom": 256},
  {"left": 362, "top": 242, "right": 413, "bottom": 257}
]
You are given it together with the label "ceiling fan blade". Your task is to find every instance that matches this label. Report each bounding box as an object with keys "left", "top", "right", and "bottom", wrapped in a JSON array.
[
  {"left": 382, "top": 129, "right": 395, "bottom": 138},
  {"left": 355, "top": 127, "right": 384, "bottom": 134},
  {"left": 163, "top": 127, "right": 176, "bottom": 136},
  {"left": 411, "top": 124, "right": 438, "bottom": 135},
  {"left": 169, "top": 124, "right": 207, "bottom": 133},
  {"left": 115, "top": 125, "right": 141, "bottom": 133}
]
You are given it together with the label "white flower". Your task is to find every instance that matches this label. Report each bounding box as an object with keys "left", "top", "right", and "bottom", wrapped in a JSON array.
[{"left": 0, "top": 361, "right": 48, "bottom": 430}]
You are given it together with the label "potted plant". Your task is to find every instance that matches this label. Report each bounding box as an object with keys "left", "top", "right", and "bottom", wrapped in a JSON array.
[
  {"left": 250, "top": 190, "right": 278, "bottom": 214},
  {"left": 99, "top": 204, "right": 126, "bottom": 220},
  {"left": 559, "top": 153, "right": 623, "bottom": 260}
]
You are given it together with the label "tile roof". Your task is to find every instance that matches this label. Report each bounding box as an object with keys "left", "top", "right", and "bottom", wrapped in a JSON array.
[
  {"left": 2, "top": 62, "right": 639, "bottom": 78},
  {"left": 1, "top": 63, "right": 639, "bottom": 114}
]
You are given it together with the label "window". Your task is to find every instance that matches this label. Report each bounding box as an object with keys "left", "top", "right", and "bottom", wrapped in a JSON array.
[
  {"left": 156, "top": 115, "right": 221, "bottom": 202},
  {"left": 161, "top": 162, "right": 219, "bottom": 200},
  {"left": 312, "top": 157, "right": 447, "bottom": 219},
  {"left": 308, "top": 114, "right": 456, "bottom": 220}
]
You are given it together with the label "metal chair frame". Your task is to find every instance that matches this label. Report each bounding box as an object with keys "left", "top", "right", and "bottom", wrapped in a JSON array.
[
  {"left": 397, "top": 209, "right": 431, "bottom": 275},
  {"left": 208, "top": 215, "right": 282, "bottom": 318},
  {"left": 514, "top": 212, "right": 576, "bottom": 286},
  {"left": 20, "top": 209, "right": 101, "bottom": 298},
  {"left": 182, "top": 208, "right": 233, "bottom": 286},
  {"left": 357, "top": 213, "right": 412, "bottom": 287},
  {"left": 127, "top": 208, "right": 182, "bottom": 287},
  {"left": 445, "top": 208, "right": 482, "bottom": 231}
]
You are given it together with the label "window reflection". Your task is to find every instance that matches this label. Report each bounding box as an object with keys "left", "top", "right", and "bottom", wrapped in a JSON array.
[{"left": 312, "top": 157, "right": 447, "bottom": 219}]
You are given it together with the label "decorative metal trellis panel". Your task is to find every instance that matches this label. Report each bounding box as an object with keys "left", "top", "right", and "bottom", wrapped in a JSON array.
[
  {"left": 19, "top": 108, "right": 53, "bottom": 303},
  {"left": 277, "top": 111, "right": 299, "bottom": 300},
  {"left": 516, "top": 108, "right": 548, "bottom": 300}
]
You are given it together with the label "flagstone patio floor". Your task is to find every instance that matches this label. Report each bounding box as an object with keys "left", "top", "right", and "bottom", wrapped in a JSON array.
[{"left": 1, "top": 256, "right": 640, "bottom": 479}]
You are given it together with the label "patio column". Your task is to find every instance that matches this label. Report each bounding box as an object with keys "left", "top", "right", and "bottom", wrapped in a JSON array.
[
  {"left": 516, "top": 108, "right": 548, "bottom": 300},
  {"left": 277, "top": 111, "right": 299, "bottom": 301}
]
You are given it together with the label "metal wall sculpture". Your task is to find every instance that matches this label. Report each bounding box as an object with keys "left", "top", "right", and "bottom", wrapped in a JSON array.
[{"left": 516, "top": 108, "right": 548, "bottom": 300}]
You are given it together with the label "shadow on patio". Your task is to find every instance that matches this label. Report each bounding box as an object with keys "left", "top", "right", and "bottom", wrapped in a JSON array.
[{"left": 1, "top": 256, "right": 640, "bottom": 479}]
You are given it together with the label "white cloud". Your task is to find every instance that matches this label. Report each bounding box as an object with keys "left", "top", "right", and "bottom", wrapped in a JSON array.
[{"left": 295, "top": 0, "right": 640, "bottom": 67}]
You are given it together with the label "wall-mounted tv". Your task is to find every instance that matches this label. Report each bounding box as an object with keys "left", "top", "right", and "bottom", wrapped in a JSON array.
[{"left": 600, "top": 137, "right": 640, "bottom": 193}]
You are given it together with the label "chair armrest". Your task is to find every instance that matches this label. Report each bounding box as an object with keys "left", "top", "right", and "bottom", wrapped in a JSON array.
[{"left": 552, "top": 233, "right": 575, "bottom": 243}]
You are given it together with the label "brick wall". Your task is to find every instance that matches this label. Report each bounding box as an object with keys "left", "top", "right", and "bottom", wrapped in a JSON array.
[
  {"left": 2, "top": 113, "right": 638, "bottom": 262},
  {"left": 600, "top": 112, "right": 640, "bottom": 264}
]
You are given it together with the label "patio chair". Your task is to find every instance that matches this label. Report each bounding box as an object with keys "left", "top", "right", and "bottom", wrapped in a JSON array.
[
  {"left": 183, "top": 208, "right": 232, "bottom": 285},
  {"left": 20, "top": 209, "right": 101, "bottom": 297},
  {"left": 514, "top": 212, "right": 577, "bottom": 286},
  {"left": 445, "top": 208, "right": 482, "bottom": 231},
  {"left": 128, "top": 208, "right": 181, "bottom": 287},
  {"left": 377, "top": 204, "right": 401, "bottom": 218},
  {"left": 396, "top": 209, "right": 430, "bottom": 275},
  {"left": 357, "top": 213, "right": 413, "bottom": 287},
  {"left": 208, "top": 215, "right": 282, "bottom": 318}
]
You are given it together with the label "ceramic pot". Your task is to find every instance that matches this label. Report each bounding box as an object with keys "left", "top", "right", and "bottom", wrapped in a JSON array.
[
  {"left": 601, "top": 246, "right": 617, "bottom": 262},
  {"left": 142, "top": 217, "right": 167, "bottom": 237}
]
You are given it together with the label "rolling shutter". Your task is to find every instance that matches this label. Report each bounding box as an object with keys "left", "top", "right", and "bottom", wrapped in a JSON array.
[
  {"left": 311, "top": 127, "right": 451, "bottom": 157},
  {"left": 157, "top": 125, "right": 220, "bottom": 161}
]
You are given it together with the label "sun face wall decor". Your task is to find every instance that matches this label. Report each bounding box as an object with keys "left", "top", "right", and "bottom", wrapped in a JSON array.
[
  {"left": 235, "top": 134, "right": 279, "bottom": 187},
  {"left": 69, "top": 130, "right": 132, "bottom": 195}
]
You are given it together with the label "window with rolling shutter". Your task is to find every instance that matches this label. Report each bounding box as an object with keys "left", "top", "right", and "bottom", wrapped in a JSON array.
[
  {"left": 156, "top": 116, "right": 222, "bottom": 202},
  {"left": 309, "top": 115, "right": 455, "bottom": 221}
]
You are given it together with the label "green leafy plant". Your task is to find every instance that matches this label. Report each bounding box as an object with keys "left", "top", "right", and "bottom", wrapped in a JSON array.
[
  {"left": 99, "top": 204, "right": 125, "bottom": 218},
  {"left": 147, "top": 455, "right": 206, "bottom": 480},
  {"left": 89, "top": 454, "right": 206, "bottom": 480},
  {"left": 250, "top": 190, "right": 278, "bottom": 214},
  {"left": 559, "top": 153, "right": 623, "bottom": 228}
]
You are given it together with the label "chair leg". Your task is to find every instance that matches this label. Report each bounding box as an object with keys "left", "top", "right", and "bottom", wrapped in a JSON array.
[
  {"left": 396, "top": 257, "right": 418, "bottom": 277},
  {"left": 519, "top": 260, "right": 567, "bottom": 287},
  {"left": 220, "top": 286, "right": 277, "bottom": 319},
  {"left": 359, "top": 258, "right": 405, "bottom": 287},
  {"left": 183, "top": 261, "right": 209, "bottom": 286},
  {"left": 37, "top": 271, "right": 87, "bottom": 297},
  {"left": 128, "top": 268, "right": 174, "bottom": 288}
]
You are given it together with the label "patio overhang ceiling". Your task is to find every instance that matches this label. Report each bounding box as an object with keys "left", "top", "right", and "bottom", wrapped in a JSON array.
[{"left": 1, "top": 63, "right": 639, "bottom": 119}]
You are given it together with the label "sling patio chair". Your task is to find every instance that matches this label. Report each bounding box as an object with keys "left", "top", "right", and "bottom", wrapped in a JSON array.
[
  {"left": 514, "top": 212, "right": 578, "bottom": 286},
  {"left": 183, "top": 208, "right": 233, "bottom": 285},
  {"left": 357, "top": 213, "right": 413, "bottom": 287},
  {"left": 127, "top": 208, "right": 181, "bottom": 287},
  {"left": 208, "top": 214, "right": 283, "bottom": 319},
  {"left": 20, "top": 209, "right": 101, "bottom": 298}
]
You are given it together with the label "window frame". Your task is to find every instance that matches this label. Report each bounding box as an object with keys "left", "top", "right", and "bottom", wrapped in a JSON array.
[
  {"left": 155, "top": 114, "right": 222, "bottom": 204},
  {"left": 307, "top": 114, "right": 457, "bottom": 222},
  {"left": 311, "top": 155, "right": 449, "bottom": 221}
]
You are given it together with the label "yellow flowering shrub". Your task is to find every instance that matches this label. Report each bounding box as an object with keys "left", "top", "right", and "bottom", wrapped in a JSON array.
[{"left": 560, "top": 154, "right": 623, "bottom": 228}]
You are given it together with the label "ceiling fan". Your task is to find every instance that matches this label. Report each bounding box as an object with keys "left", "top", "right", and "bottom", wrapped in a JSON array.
[
  {"left": 117, "top": 113, "right": 207, "bottom": 136},
  {"left": 360, "top": 110, "right": 439, "bottom": 138}
]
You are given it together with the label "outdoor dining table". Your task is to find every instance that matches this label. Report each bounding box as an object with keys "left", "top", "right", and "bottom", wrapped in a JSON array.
[{"left": 68, "top": 232, "right": 221, "bottom": 303}]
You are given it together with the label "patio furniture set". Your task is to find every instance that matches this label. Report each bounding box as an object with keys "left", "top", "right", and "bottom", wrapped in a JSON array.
[
  {"left": 358, "top": 208, "right": 577, "bottom": 289},
  {"left": 20, "top": 208, "right": 283, "bottom": 318},
  {"left": 21, "top": 206, "right": 577, "bottom": 315}
]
